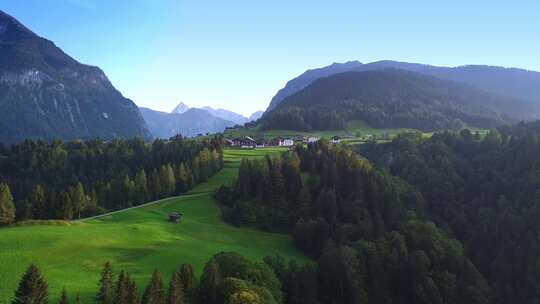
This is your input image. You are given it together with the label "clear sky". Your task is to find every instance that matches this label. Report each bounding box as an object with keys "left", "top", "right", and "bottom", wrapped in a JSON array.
[{"left": 2, "top": 0, "right": 539, "bottom": 116}]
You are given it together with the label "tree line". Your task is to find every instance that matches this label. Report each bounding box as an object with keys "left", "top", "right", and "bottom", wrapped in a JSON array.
[
  {"left": 215, "top": 140, "right": 490, "bottom": 303},
  {"left": 10, "top": 251, "right": 285, "bottom": 304},
  {"left": 0, "top": 135, "right": 223, "bottom": 225},
  {"left": 357, "top": 122, "right": 540, "bottom": 304}
]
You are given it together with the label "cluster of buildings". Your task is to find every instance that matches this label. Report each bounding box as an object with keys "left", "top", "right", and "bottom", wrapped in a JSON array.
[{"left": 225, "top": 135, "right": 341, "bottom": 149}]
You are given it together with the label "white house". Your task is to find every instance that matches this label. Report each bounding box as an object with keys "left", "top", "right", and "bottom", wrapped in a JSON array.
[
  {"left": 330, "top": 136, "right": 341, "bottom": 144},
  {"left": 307, "top": 136, "right": 319, "bottom": 143},
  {"left": 281, "top": 139, "right": 294, "bottom": 146}
]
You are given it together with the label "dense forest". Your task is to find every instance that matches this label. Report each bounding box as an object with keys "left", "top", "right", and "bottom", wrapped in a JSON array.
[
  {"left": 260, "top": 69, "right": 529, "bottom": 132},
  {"left": 215, "top": 141, "right": 490, "bottom": 303},
  {"left": 357, "top": 122, "right": 540, "bottom": 304},
  {"left": 0, "top": 136, "right": 223, "bottom": 224}
]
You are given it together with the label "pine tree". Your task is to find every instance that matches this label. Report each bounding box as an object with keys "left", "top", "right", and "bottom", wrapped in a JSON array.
[
  {"left": 178, "top": 263, "right": 197, "bottom": 303},
  {"left": 96, "top": 262, "right": 114, "bottom": 304},
  {"left": 142, "top": 269, "right": 165, "bottom": 304},
  {"left": 30, "top": 184, "right": 46, "bottom": 220},
  {"left": 167, "top": 271, "right": 185, "bottom": 304},
  {"left": 114, "top": 271, "right": 130, "bottom": 304},
  {"left": 199, "top": 259, "right": 221, "bottom": 304},
  {"left": 0, "top": 183, "right": 16, "bottom": 225},
  {"left": 127, "top": 279, "right": 140, "bottom": 304},
  {"left": 71, "top": 183, "right": 87, "bottom": 219},
  {"left": 150, "top": 169, "right": 162, "bottom": 200},
  {"left": 12, "top": 264, "right": 48, "bottom": 304},
  {"left": 135, "top": 169, "right": 149, "bottom": 204},
  {"left": 176, "top": 163, "right": 189, "bottom": 193},
  {"left": 59, "top": 287, "right": 69, "bottom": 304},
  {"left": 159, "top": 164, "right": 176, "bottom": 197},
  {"left": 75, "top": 293, "right": 81, "bottom": 304},
  {"left": 58, "top": 191, "right": 74, "bottom": 220}
]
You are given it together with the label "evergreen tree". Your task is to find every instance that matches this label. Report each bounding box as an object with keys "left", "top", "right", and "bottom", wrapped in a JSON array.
[
  {"left": 176, "top": 163, "right": 189, "bottom": 193},
  {"left": 12, "top": 264, "right": 48, "bottom": 304},
  {"left": 30, "top": 184, "right": 46, "bottom": 220},
  {"left": 0, "top": 183, "right": 16, "bottom": 226},
  {"left": 135, "top": 169, "right": 149, "bottom": 204},
  {"left": 114, "top": 271, "right": 130, "bottom": 304},
  {"left": 142, "top": 269, "right": 166, "bottom": 304},
  {"left": 96, "top": 262, "right": 114, "bottom": 304},
  {"left": 71, "top": 183, "right": 87, "bottom": 219},
  {"left": 159, "top": 164, "right": 176, "bottom": 197},
  {"left": 127, "top": 279, "right": 139, "bottom": 304},
  {"left": 59, "top": 287, "right": 69, "bottom": 304},
  {"left": 149, "top": 169, "right": 162, "bottom": 200},
  {"left": 178, "top": 263, "right": 197, "bottom": 303},
  {"left": 167, "top": 271, "right": 185, "bottom": 304},
  {"left": 58, "top": 191, "right": 74, "bottom": 220},
  {"left": 75, "top": 293, "right": 81, "bottom": 304},
  {"left": 199, "top": 259, "right": 221, "bottom": 304}
]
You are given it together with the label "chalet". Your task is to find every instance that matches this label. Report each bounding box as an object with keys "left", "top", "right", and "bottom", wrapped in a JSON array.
[
  {"left": 269, "top": 137, "right": 284, "bottom": 146},
  {"left": 281, "top": 138, "right": 294, "bottom": 146},
  {"left": 230, "top": 136, "right": 257, "bottom": 148},
  {"left": 255, "top": 139, "right": 266, "bottom": 148},
  {"left": 307, "top": 136, "right": 319, "bottom": 143},
  {"left": 169, "top": 212, "right": 183, "bottom": 223},
  {"left": 330, "top": 136, "right": 341, "bottom": 144},
  {"left": 224, "top": 138, "right": 234, "bottom": 146},
  {"left": 293, "top": 135, "right": 306, "bottom": 143}
]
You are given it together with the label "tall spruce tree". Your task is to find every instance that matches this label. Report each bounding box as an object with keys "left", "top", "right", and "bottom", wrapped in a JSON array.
[
  {"left": 114, "top": 271, "right": 130, "bottom": 304},
  {"left": 30, "top": 184, "right": 46, "bottom": 220},
  {"left": 199, "top": 259, "right": 221, "bottom": 304},
  {"left": 70, "top": 183, "right": 87, "bottom": 219},
  {"left": 96, "top": 262, "right": 114, "bottom": 304},
  {"left": 178, "top": 263, "right": 197, "bottom": 303},
  {"left": 135, "top": 169, "right": 149, "bottom": 204},
  {"left": 75, "top": 293, "right": 81, "bottom": 304},
  {"left": 59, "top": 287, "right": 69, "bottom": 304},
  {"left": 12, "top": 264, "right": 48, "bottom": 304},
  {"left": 142, "top": 269, "right": 165, "bottom": 304},
  {"left": 167, "top": 271, "right": 185, "bottom": 304},
  {"left": 0, "top": 183, "right": 16, "bottom": 225},
  {"left": 127, "top": 279, "right": 140, "bottom": 304}
]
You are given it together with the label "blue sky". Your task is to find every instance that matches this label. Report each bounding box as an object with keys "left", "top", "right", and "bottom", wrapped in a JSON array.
[{"left": 2, "top": 1, "right": 539, "bottom": 116}]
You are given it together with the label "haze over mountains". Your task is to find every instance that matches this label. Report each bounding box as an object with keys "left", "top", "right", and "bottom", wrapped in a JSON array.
[
  {"left": 0, "top": 10, "right": 150, "bottom": 143},
  {"left": 141, "top": 102, "right": 264, "bottom": 138}
]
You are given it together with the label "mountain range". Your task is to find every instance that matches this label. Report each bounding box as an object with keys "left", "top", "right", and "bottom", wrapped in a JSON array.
[
  {"left": 0, "top": 10, "right": 150, "bottom": 143},
  {"left": 141, "top": 102, "right": 264, "bottom": 138},
  {"left": 267, "top": 60, "right": 540, "bottom": 111},
  {"left": 140, "top": 107, "right": 236, "bottom": 138}
]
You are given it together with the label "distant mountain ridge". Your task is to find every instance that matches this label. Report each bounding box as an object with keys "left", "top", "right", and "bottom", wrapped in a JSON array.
[
  {"left": 171, "top": 102, "right": 189, "bottom": 114},
  {"left": 261, "top": 69, "right": 538, "bottom": 132},
  {"left": 0, "top": 10, "right": 150, "bottom": 143},
  {"left": 267, "top": 60, "right": 540, "bottom": 111},
  {"left": 140, "top": 107, "right": 236, "bottom": 138},
  {"left": 168, "top": 101, "right": 262, "bottom": 125}
]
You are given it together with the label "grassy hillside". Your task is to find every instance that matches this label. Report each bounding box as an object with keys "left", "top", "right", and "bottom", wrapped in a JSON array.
[{"left": 0, "top": 148, "right": 305, "bottom": 303}]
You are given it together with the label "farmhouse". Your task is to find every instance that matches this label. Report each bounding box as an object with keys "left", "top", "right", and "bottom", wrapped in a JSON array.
[
  {"left": 331, "top": 136, "right": 341, "bottom": 144},
  {"left": 281, "top": 138, "right": 294, "bottom": 146},
  {"left": 169, "top": 212, "right": 183, "bottom": 223},
  {"left": 228, "top": 136, "right": 257, "bottom": 148},
  {"left": 307, "top": 136, "right": 319, "bottom": 143}
]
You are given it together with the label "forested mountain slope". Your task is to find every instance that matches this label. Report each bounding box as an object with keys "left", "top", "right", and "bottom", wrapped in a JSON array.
[
  {"left": 267, "top": 60, "right": 540, "bottom": 111},
  {"left": 357, "top": 122, "right": 540, "bottom": 304},
  {"left": 261, "top": 69, "right": 536, "bottom": 131}
]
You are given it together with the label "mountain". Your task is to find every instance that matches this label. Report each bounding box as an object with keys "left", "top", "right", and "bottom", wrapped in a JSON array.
[
  {"left": 261, "top": 69, "right": 538, "bottom": 131},
  {"left": 140, "top": 107, "right": 236, "bottom": 138},
  {"left": 0, "top": 10, "right": 150, "bottom": 143},
  {"left": 248, "top": 110, "right": 264, "bottom": 121},
  {"left": 171, "top": 102, "right": 190, "bottom": 114},
  {"left": 202, "top": 106, "right": 248, "bottom": 125},
  {"left": 267, "top": 60, "right": 540, "bottom": 111}
]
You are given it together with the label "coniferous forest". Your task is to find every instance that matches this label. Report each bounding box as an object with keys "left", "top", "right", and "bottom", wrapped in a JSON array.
[{"left": 0, "top": 135, "right": 223, "bottom": 224}]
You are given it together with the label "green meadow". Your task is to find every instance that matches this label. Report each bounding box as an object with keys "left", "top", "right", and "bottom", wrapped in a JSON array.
[{"left": 0, "top": 148, "right": 305, "bottom": 303}]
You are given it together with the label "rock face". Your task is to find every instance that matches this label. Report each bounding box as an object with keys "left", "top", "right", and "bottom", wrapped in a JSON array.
[
  {"left": 0, "top": 10, "right": 150, "bottom": 143},
  {"left": 267, "top": 60, "right": 540, "bottom": 112},
  {"left": 140, "top": 107, "right": 236, "bottom": 138},
  {"left": 248, "top": 111, "right": 264, "bottom": 121},
  {"left": 201, "top": 106, "right": 249, "bottom": 125}
]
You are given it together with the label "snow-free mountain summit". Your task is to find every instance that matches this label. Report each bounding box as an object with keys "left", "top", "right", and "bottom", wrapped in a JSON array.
[{"left": 0, "top": 10, "right": 150, "bottom": 143}]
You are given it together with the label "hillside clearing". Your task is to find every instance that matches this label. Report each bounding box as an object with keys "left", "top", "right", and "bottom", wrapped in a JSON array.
[{"left": 0, "top": 148, "right": 305, "bottom": 303}]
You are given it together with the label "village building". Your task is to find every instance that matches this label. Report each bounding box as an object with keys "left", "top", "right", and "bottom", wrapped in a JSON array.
[
  {"left": 281, "top": 138, "right": 294, "bottom": 146},
  {"left": 331, "top": 136, "right": 341, "bottom": 144},
  {"left": 307, "top": 136, "right": 319, "bottom": 143},
  {"left": 169, "top": 212, "right": 183, "bottom": 223}
]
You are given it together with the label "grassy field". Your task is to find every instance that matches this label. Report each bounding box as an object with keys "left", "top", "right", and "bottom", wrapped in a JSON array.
[
  {"left": 0, "top": 148, "right": 305, "bottom": 303},
  {"left": 225, "top": 120, "right": 419, "bottom": 142}
]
